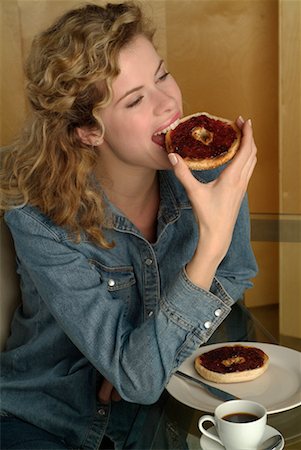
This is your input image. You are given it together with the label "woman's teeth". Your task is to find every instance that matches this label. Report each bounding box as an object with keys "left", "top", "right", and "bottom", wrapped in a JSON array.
[{"left": 154, "top": 118, "right": 180, "bottom": 136}]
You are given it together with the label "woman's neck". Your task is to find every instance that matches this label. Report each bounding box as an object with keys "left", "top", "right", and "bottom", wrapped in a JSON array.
[{"left": 95, "top": 161, "right": 160, "bottom": 242}]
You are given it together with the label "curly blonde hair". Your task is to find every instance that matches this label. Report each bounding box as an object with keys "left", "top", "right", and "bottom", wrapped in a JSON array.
[{"left": 0, "top": 2, "right": 154, "bottom": 247}]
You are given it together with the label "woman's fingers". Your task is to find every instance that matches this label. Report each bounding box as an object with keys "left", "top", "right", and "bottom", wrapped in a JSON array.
[
  {"left": 98, "top": 378, "right": 121, "bottom": 403},
  {"left": 239, "top": 119, "right": 257, "bottom": 181},
  {"left": 168, "top": 153, "right": 199, "bottom": 196},
  {"left": 234, "top": 119, "right": 255, "bottom": 165},
  {"left": 168, "top": 117, "right": 257, "bottom": 213},
  {"left": 111, "top": 388, "right": 122, "bottom": 402},
  {"left": 169, "top": 118, "right": 256, "bottom": 187},
  {"left": 98, "top": 378, "right": 113, "bottom": 403},
  {"left": 220, "top": 118, "right": 257, "bottom": 185},
  {"left": 236, "top": 115, "right": 245, "bottom": 129}
]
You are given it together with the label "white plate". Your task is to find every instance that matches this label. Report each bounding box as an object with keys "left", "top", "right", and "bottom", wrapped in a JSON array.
[
  {"left": 166, "top": 342, "right": 301, "bottom": 414},
  {"left": 200, "top": 424, "right": 284, "bottom": 450}
]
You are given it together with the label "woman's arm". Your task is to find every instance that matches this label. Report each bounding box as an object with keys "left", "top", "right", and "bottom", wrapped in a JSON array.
[{"left": 168, "top": 118, "right": 257, "bottom": 290}]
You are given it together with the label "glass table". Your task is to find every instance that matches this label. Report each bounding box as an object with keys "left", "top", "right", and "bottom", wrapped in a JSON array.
[{"left": 125, "top": 301, "right": 301, "bottom": 450}]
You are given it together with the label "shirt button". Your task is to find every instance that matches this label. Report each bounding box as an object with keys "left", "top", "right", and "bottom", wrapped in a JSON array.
[
  {"left": 97, "top": 407, "right": 106, "bottom": 416},
  {"left": 108, "top": 279, "right": 115, "bottom": 287},
  {"left": 145, "top": 258, "right": 153, "bottom": 266},
  {"left": 204, "top": 321, "right": 212, "bottom": 329},
  {"left": 214, "top": 309, "right": 222, "bottom": 317},
  {"left": 148, "top": 310, "right": 154, "bottom": 317}
]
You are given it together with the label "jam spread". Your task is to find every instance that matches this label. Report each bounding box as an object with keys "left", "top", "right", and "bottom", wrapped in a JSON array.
[
  {"left": 199, "top": 345, "right": 265, "bottom": 374},
  {"left": 169, "top": 115, "right": 237, "bottom": 159}
]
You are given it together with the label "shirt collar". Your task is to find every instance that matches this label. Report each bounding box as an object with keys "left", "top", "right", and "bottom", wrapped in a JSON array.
[{"left": 105, "top": 170, "right": 191, "bottom": 233}]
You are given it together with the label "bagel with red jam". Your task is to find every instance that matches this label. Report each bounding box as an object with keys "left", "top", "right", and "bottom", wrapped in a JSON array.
[
  {"left": 165, "top": 112, "right": 241, "bottom": 170},
  {"left": 194, "top": 344, "right": 269, "bottom": 383}
]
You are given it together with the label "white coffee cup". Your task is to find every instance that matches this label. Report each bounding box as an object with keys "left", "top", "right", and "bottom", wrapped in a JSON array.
[{"left": 198, "top": 399, "right": 267, "bottom": 450}]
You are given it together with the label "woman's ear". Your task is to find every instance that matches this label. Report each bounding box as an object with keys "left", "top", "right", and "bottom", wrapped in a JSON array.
[{"left": 76, "top": 126, "right": 103, "bottom": 146}]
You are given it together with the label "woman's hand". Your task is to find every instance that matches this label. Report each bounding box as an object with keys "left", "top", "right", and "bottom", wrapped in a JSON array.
[
  {"left": 98, "top": 378, "right": 121, "bottom": 404},
  {"left": 168, "top": 118, "right": 257, "bottom": 289}
]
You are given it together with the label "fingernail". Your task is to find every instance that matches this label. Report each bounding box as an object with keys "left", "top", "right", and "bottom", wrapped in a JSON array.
[
  {"left": 168, "top": 153, "right": 178, "bottom": 166},
  {"left": 248, "top": 119, "right": 252, "bottom": 127},
  {"left": 238, "top": 115, "right": 245, "bottom": 124}
]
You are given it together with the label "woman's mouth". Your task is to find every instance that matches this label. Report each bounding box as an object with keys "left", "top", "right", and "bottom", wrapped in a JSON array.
[
  {"left": 152, "top": 118, "right": 180, "bottom": 148},
  {"left": 152, "top": 134, "right": 166, "bottom": 147}
]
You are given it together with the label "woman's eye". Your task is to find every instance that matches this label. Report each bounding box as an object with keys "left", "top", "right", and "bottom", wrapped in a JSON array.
[
  {"left": 126, "top": 96, "right": 143, "bottom": 108},
  {"left": 158, "top": 72, "right": 170, "bottom": 82}
]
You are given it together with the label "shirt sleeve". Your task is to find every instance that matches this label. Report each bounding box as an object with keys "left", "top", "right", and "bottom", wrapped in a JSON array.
[{"left": 215, "top": 193, "right": 258, "bottom": 300}]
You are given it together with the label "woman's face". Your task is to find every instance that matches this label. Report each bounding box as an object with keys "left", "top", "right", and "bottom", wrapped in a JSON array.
[{"left": 98, "top": 34, "right": 183, "bottom": 171}]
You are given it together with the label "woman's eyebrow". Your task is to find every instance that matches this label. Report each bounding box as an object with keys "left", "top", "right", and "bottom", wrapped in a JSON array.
[
  {"left": 115, "top": 60, "right": 164, "bottom": 105},
  {"left": 155, "top": 59, "right": 164, "bottom": 75}
]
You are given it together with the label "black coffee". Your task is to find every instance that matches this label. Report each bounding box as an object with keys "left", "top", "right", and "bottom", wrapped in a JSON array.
[{"left": 222, "top": 412, "right": 259, "bottom": 423}]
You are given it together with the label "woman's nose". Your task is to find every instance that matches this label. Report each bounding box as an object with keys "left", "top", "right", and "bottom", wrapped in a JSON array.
[{"left": 153, "top": 89, "right": 176, "bottom": 115}]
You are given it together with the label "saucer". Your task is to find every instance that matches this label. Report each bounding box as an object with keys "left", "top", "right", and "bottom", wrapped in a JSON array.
[{"left": 200, "top": 424, "right": 284, "bottom": 450}]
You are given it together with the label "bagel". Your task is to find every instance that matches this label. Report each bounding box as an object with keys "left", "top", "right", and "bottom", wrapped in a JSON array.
[
  {"left": 194, "top": 344, "right": 269, "bottom": 383},
  {"left": 165, "top": 112, "right": 241, "bottom": 170}
]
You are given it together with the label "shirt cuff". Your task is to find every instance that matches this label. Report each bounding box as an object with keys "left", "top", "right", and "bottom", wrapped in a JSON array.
[{"left": 161, "top": 268, "right": 233, "bottom": 342}]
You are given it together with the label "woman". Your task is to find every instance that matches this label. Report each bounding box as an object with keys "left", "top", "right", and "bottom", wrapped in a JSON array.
[{"left": 0, "top": 2, "right": 257, "bottom": 449}]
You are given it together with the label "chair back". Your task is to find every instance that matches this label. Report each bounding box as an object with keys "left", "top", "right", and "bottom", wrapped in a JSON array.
[{"left": 0, "top": 220, "right": 21, "bottom": 351}]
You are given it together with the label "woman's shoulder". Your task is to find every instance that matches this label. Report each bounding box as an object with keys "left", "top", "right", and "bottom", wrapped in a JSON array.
[{"left": 4, "top": 205, "right": 67, "bottom": 241}]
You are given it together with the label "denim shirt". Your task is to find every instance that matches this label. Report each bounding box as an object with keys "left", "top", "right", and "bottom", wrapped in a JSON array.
[{"left": 1, "top": 169, "right": 257, "bottom": 449}]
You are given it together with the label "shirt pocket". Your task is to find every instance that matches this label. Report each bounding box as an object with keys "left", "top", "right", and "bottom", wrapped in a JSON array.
[
  {"left": 89, "top": 260, "right": 138, "bottom": 322},
  {"left": 88, "top": 259, "right": 136, "bottom": 296}
]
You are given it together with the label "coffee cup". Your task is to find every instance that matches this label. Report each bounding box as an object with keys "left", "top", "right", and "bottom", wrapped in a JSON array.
[{"left": 198, "top": 399, "right": 267, "bottom": 450}]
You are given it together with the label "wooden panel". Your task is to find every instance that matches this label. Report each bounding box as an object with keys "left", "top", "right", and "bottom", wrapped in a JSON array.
[
  {"left": 279, "top": 0, "right": 301, "bottom": 215},
  {"left": 244, "top": 241, "right": 279, "bottom": 307},
  {"left": 279, "top": 242, "right": 301, "bottom": 338},
  {"left": 279, "top": 0, "right": 301, "bottom": 338}
]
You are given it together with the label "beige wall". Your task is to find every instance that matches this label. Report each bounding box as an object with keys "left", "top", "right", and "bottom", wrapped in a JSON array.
[{"left": 1, "top": 0, "right": 300, "bottom": 337}]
